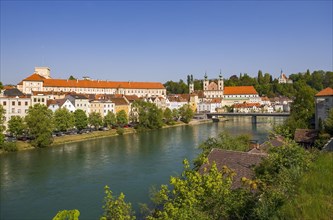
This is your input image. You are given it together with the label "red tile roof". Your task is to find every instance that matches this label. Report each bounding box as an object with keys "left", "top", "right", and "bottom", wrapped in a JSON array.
[
  {"left": 19, "top": 74, "right": 165, "bottom": 89},
  {"left": 315, "top": 87, "right": 333, "bottom": 97},
  {"left": 224, "top": 86, "right": 258, "bottom": 95},
  {"left": 23, "top": 73, "right": 46, "bottom": 81}
]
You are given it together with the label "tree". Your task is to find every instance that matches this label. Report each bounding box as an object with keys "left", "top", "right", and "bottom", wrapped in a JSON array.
[
  {"left": 100, "top": 185, "right": 135, "bottom": 220},
  {"left": 257, "top": 70, "right": 263, "bottom": 84},
  {"left": 53, "top": 210, "right": 80, "bottom": 220},
  {"left": 104, "top": 111, "right": 117, "bottom": 128},
  {"left": 146, "top": 159, "right": 235, "bottom": 220},
  {"left": 0, "top": 104, "right": 5, "bottom": 145},
  {"left": 89, "top": 112, "right": 103, "bottom": 129},
  {"left": 324, "top": 109, "right": 333, "bottom": 136},
  {"left": 179, "top": 104, "right": 194, "bottom": 124},
  {"left": 54, "top": 108, "right": 74, "bottom": 132},
  {"left": 68, "top": 75, "right": 76, "bottom": 80},
  {"left": 25, "top": 104, "right": 54, "bottom": 148},
  {"left": 7, "top": 116, "right": 26, "bottom": 137},
  {"left": 163, "top": 108, "right": 174, "bottom": 125},
  {"left": 131, "top": 100, "right": 163, "bottom": 129},
  {"left": 73, "top": 109, "right": 88, "bottom": 130},
  {"left": 147, "top": 105, "right": 163, "bottom": 129},
  {"left": 0, "top": 81, "right": 3, "bottom": 93},
  {"left": 288, "top": 82, "right": 316, "bottom": 129},
  {"left": 116, "top": 110, "right": 128, "bottom": 127}
]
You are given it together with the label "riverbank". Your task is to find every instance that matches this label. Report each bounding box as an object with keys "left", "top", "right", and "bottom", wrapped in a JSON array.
[{"left": 1, "top": 119, "right": 213, "bottom": 154}]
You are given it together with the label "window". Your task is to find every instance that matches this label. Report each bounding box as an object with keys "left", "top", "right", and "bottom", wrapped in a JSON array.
[
  {"left": 12, "top": 108, "right": 15, "bottom": 113},
  {"left": 12, "top": 101, "right": 15, "bottom": 106},
  {"left": 18, "top": 109, "right": 21, "bottom": 113},
  {"left": 18, "top": 101, "right": 21, "bottom": 106},
  {"left": 3, "top": 101, "right": 6, "bottom": 106},
  {"left": 42, "top": 98, "right": 45, "bottom": 102}
]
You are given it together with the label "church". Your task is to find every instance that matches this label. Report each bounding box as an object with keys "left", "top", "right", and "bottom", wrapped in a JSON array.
[{"left": 189, "top": 73, "right": 260, "bottom": 107}]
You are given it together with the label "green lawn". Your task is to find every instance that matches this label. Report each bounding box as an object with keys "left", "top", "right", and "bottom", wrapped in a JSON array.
[{"left": 278, "top": 152, "right": 333, "bottom": 220}]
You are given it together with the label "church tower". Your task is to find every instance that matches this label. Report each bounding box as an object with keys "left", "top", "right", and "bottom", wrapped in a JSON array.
[
  {"left": 218, "top": 70, "right": 224, "bottom": 92},
  {"left": 189, "top": 75, "right": 194, "bottom": 94},
  {"left": 203, "top": 72, "right": 209, "bottom": 91}
]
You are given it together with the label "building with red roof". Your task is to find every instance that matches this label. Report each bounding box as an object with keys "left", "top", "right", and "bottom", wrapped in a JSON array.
[
  {"left": 315, "top": 87, "right": 333, "bottom": 129},
  {"left": 17, "top": 67, "right": 166, "bottom": 98}
]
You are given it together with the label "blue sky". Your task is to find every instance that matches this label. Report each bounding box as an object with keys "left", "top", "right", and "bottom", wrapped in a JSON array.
[{"left": 1, "top": 1, "right": 332, "bottom": 85}]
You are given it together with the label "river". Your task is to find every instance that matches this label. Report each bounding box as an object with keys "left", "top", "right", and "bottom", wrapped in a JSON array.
[{"left": 0, "top": 116, "right": 285, "bottom": 220}]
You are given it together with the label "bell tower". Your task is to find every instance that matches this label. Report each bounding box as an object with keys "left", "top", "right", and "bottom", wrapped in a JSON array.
[
  {"left": 203, "top": 72, "right": 209, "bottom": 91},
  {"left": 218, "top": 70, "right": 224, "bottom": 91}
]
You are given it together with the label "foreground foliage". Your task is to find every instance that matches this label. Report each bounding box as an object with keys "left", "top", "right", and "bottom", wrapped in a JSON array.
[
  {"left": 52, "top": 209, "right": 80, "bottom": 220},
  {"left": 277, "top": 153, "right": 333, "bottom": 219},
  {"left": 100, "top": 185, "right": 136, "bottom": 220}
]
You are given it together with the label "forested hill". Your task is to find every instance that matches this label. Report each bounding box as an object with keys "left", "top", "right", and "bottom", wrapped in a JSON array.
[{"left": 164, "top": 70, "right": 333, "bottom": 98}]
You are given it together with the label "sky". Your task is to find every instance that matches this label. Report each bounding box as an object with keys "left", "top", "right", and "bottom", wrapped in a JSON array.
[{"left": 0, "top": 0, "right": 332, "bottom": 85}]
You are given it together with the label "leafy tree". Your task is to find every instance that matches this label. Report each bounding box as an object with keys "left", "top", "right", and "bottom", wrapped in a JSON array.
[
  {"left": 53, "top": 209, "right": 80, "bottom": 220},
  {"left": 257, "top": 70, "right": 263, "bottom": 84},
  {"left": 0, "top": 81, "right": 3, "bottom": 93},
  {"left": 68, "top": 75, "right": 76, "bottom": 80},
  {"left": 288, "top": 82, "right": 316, "bottom": 128},
  {"left": 100, "top": 185, "right": 135, "bottom": 220},
  {"left": 172, "top": 108, "right": 180, "bottom": 121},
  {"left": 0, "top": 104, "right": 5, "bottom": 145},
  {"left": 73, "top": 109, "right": 88, "bottom": 130},
  {"left": 104, "top": 111, "right": 117, "bottom": 128},
  {"left": 54, "top": 108, "right": 74, "bottom": 132},
  {"left": 116, "top": 110, "right": 128, "bottom": 127},
  {"left": 89, "top": 112, "right": 103, "bottom": 129},
  {"left": 323, "top": 71, "right": 333, "bottom": 88},
  {"left": 25, "top": 104, "right": 54, "bottom": 148},
  {"left": 253, "top": 141, "right": 313, "bottom": 219},
  {"left": 132, "top": 100, "right": 163, "bottom": 129},
  {"left": 324, "top": 109, "right": 333, "bottom": 136},
  {"left": 7, "top": 116, "right": 26, "bottom": 137},
  {"left": 164, "top": 80, "right": 188, "bottom": 94},
  {"left": 146, "top": 159, "right": 235, "bottom": 219},
  {"left": 163, "top": 108, "right": 174, "bottom": 125},
  {"left": 179, "top": 104, "right": 194, "bottom": 124}
]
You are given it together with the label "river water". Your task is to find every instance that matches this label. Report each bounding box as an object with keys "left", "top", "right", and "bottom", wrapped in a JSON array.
[{"left": 0, "top": 117, "right": 285, "bottom": 220}]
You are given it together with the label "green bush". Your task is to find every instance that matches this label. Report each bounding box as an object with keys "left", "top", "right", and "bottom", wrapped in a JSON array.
[
  {"left": 116, "top": 127, "right": 125, "bottom": 135},
  {"left": 2, "top": 142, "right": 18, "bottom": 152}
]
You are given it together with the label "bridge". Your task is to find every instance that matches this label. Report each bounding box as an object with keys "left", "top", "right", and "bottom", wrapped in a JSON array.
[{"left": 206, "top": 112, "right": 290, "bottom": 123}]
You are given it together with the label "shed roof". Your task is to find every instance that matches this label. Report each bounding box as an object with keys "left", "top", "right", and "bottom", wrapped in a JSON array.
[{"left": 199, "top": 149, "right": 266, "bottom": 189}]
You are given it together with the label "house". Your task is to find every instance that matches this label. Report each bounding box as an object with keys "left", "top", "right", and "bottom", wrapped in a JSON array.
[
  {"left": 48, "top": 98, "right": 76, "bottom": 113},
  {"left": 248, "top": 135, "right": 286, "bottom": 154},
  {"left": 66, "top": 94, "right": 90, "bottom": 115},
  {"left": 294, "top": 129, "right": 318, "bottom": 148},
  {"left": 0, "top": 88, "right": 31, "bottom": 129},
  {"left": 315, "top": 87, "right": 333, "bottom": 129},
  {"left": 166, "top": 95, "right": 188, "bottom": 110},
  {"left": 89, "top": 99, "right": 115, "bottom": 116},
  {"left": 278, "top": 71, "right": 293, "bottom": 84},
  {"left": 197, "top": 98, "right": 222, "bottom": 113},
  {"left": 199, "top": 149, "right": 266, "bottom": 189},
  {"left": 17, "top": 67, "right": 166, "bottom": 97},
  {"left": 233, "top": 103, "right": 261, "bottom": 113}
]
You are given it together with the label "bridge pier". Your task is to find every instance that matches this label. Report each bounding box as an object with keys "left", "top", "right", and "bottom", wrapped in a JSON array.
[{"left": 251, "top": 116, "right": 257, "bottom": 124}]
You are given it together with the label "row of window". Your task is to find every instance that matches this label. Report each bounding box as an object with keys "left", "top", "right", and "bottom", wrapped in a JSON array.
[{"left": 2, "top": 101, "right": 29, "bottom": 106}]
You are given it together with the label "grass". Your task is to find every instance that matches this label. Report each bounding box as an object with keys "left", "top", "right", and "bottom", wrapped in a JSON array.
[{"left": 278, "top": 152, "right": 333, "bottom": 220}]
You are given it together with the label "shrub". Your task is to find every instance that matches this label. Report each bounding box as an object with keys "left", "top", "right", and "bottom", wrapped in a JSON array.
[{"left": 116, "top": 127, "right": 125, "bottom": 135}]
